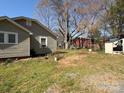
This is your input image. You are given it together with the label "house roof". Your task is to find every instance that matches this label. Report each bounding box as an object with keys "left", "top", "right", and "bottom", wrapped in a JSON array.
[
  {"left": 12, "top": 16, "right": 57, "bottom": 39},
  {"left": 0, "top": 16, "right": 32, "bottom": 35}
]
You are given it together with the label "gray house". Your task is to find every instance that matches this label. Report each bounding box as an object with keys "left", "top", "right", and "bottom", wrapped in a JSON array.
[{"left": 0, "top": 16, "right": 57, "bottom": 58}]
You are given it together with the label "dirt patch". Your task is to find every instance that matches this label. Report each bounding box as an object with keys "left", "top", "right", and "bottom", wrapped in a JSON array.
[
  {"left": 45, "top": 84, "right": 62, "bottom": 93},
  {"left": 58, "top": 54, "right": 87, "bottom": 67},
  {"left": 80, "top": 73, "right": 124, "bottom": 93},
  {"left": 45, "top": 73, "right": 124, "bottom": 93}
]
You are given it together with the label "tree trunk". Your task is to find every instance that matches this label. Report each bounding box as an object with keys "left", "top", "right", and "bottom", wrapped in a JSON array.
[
  {"left": 65, "top": 42, "right": 69, "bottom": 49},
  {"left": 64, "top": 33, "right": 69, "bottom": 49}
]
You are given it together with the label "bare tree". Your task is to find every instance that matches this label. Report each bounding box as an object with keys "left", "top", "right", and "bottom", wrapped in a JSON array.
[{"left": 36, "top": 0, "right": 110, "bottom": 49}]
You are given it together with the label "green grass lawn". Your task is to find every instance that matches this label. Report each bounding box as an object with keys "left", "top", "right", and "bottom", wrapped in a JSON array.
[{"left": 0, "top": 49, "right": 124, "bottom": 93}]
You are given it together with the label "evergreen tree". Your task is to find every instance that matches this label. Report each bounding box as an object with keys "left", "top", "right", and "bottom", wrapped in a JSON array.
[{"left": 109, "top": 0, "right": 124, "bottom": 36}]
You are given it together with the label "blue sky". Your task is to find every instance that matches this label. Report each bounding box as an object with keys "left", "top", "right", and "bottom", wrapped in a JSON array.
[{"left": 0, "top": 0, "right": 38, "bottom": 18}]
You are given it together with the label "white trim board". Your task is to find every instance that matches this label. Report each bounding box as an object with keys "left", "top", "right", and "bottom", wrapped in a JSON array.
[{"left": 39, "top": 36, "right": 48, "bottom": 47}]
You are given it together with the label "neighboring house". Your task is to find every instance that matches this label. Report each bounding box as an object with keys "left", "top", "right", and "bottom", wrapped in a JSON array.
[
  {"left": 72, "top": 38, "right": 92, "bottom": 48},
  {"left": 0, "top": 16, "right": 57, "bottom": 58}
]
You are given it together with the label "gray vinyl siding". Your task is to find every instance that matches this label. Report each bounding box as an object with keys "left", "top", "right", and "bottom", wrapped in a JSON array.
[
  {"left": 15, "top": 19, "right": 57, "bottom": 55},
  {"left": 30, "top": 36, "right": 57, "bottom": 55},
  {"left": 47, "top": 36, "right": 57, "bottom": 52},
  {"left": 0, "top": 19, "right": 30, "bottom": 58}
]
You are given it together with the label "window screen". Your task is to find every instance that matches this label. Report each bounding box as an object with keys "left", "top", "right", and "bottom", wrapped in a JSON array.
[
  {"left": 26, "top": 20, "right": 32, "bottom": 26},
  {"left": 8, "top": 34, "right": 16, "bottom": 43},
  {"left": 41, "top": 38, "right": 47, "bottom": 47},
  {"left": 0, "top": 33, "right": 4, "bottom": 43}
]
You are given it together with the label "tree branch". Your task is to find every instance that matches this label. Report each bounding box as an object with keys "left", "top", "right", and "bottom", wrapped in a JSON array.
[
  {"left": 59, "top": 28, "right": 65, "bottom": 37},
  {"left": 74, "top": 32, "right": 85, "bottom": 39}
]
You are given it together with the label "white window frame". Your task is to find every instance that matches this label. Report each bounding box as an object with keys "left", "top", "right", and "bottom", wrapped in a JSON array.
[
  {"left": 39, "top": 36, "right": 48, "bottom": 48},
  {"left": 0, "top": 31, "right": 18, "bottom": 44}
]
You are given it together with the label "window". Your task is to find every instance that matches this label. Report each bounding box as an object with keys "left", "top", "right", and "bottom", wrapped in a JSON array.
[
  {"left": 26, "top": 20, "right": 32, "bottom": 26},
  {"left": 8, "top": 34, "right": 16, "bottom": 43},
  {"left": 40, "top": 37, "right": 47, "bottom": 48},
  {"left": 0, "top": 31, "right": 18, "bottom": 44},
  {"left": 0, "top": 33, "right": 4, "bottom": 43}
]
